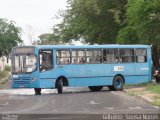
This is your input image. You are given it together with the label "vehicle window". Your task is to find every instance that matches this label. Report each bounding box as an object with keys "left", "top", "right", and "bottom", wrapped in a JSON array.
[
  {"left": 86, "top": 50, "right": 93, "bottom": 64},
  {"left": 86, "top": 50, "right": 102, "bottom": 64},
  {"left": 93, "top": 50, "right": 102, "bottom": 64},
  {"left": 135, "top": 49, "right": 147, "bottom": 63},
  {"left": 71, "top": 50, "right": 85, "bottom": 64},
  {"left": 12, "top": 55, "right": 36, "bottom": 73},
  {"left": 103, "top": 49, "right": 119, "bottom": 63},
  {"left": 119, "top": 49, "right": 135, "bottom": 63},
  {"left": 57, "top": 50, "right": 70, "bottom": 64},
  {"left": 39, "top": 50, "right": 53, "bottom": 72}
]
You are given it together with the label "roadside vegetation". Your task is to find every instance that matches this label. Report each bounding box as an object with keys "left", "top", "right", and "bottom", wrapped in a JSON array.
[
  {"left": 146, "top": 84, "right": 160, "bottom": 95},
  {"left": 0, "top": 65, "right": 10, "bottom": 88},
  {"left": 146, "top": 84, "right": 160, "bottom": 106},
  {"left": 125, "top": 83, "right": 160, "bottom": 107}
]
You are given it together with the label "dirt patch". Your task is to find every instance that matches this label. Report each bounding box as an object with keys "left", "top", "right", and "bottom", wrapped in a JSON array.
[{"left": 126, "top": 87, "right": 146, "bottom": 92}]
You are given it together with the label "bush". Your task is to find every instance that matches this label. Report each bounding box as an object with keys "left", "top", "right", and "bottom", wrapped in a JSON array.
[
  {"left": 5, "top": 65, "right": 11, "bottom": 71},
  {"left": 0, "top": 71, "right": 7, "bottom": 79}
]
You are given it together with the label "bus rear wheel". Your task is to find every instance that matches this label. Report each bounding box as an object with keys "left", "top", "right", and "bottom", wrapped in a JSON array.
[
  {"left": 57, "top": 79, "right": 63, "bottom": 94},
  {"left": 34, "top": 88, "right": 41, "bottom": 95},
  {"left": 112, "top": 76, "right": 124, "bottom": 91},
  {"left": 88, "top": 86, "right": 103, "bottom": 92}
]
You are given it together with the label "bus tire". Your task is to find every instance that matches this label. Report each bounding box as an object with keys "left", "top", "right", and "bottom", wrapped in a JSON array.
[
  {"left": 113, "top": 76, "right": 124, "bottom": 91},
  {"left": 88, "top": 86, "right": 103, "bottom": 92},
  {"left": 34, "top": 88, "right": 41, "bottom": 95},
  {"left": 57, "top": 79, "right": 63, "bottom": 94}
]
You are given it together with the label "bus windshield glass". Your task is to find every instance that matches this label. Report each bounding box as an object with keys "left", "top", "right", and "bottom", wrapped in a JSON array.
[{"left": 12, "top": 55, "right": 37, "bottom": 73}]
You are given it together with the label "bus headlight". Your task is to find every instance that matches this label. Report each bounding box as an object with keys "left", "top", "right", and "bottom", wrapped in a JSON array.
[
  {"left": 13, "top": 74, "right": 18, "bottom": 78},
  {"left": 31, "top": 77, "right": 37, "bottom": 82}
]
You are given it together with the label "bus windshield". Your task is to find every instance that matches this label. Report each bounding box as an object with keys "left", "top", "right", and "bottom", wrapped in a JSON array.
[{"left": 12, "top": 55, "right": 37, "bottom": 73}]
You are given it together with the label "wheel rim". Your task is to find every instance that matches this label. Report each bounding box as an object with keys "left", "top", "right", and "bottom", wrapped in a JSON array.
[{"left": 115, "top": 79, "right": 122, "bottom": 88}]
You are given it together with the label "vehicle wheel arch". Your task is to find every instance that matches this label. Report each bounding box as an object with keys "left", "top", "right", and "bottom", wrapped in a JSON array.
[
  {"left": 55, "top": 76, "right": 69, "bottom": 88},
  {"left": 113, "top": 74, "right": 125, "bottom": 84}
]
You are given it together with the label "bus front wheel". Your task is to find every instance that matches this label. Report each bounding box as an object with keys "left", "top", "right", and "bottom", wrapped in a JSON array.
[
  {"left": 34, "top": 88, "right": 41, "bottom": 95},
  {"left": 57, "top": 79, "right": 63, "bottom": 94},
  {"left": 88, "top": 86, "right": 103, "bottom": 92}
]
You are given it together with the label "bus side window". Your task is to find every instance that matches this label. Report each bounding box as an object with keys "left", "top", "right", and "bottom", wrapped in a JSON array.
[
  {"left": 103, "top": 49, "right": 119, "bottom": 63},
  {"left": 79, "top": 58, "right": 85, "bottom": 63},
  {"left": 93, "top": 50, "right": 102, "bottom": 64},
  {"left": 120, "top": 49, "right": 134, "bottom": 63},
  {"left": 86, "top": 49, "right": 102, "bottom": 64},
  {"left": 135, "top": 49, "right": 147, "bottom": 63},
  {"left": 72, "top": 50, "right": 85, "bottom": 64},
  {"left": 57, "top": 50, "right": 70, "bottom": 65},
  {"left": 39, "top": 50, "right": 53, "bottom": 72},
  {"left": 72, "top": 58, "right": 77, "bottom": 64},
  {"left": 86, "top": 50, "right": 92, "bottom": 64}
]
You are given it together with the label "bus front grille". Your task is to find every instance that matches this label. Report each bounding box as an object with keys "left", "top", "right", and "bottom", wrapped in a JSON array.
[{"left": 13, "top": 77, "right": 30, "bottom": 85}]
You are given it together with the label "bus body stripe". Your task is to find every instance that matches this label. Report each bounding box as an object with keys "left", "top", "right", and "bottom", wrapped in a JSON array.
[{"left": 39, "top": 75, "right": 148, "bottom": 79}]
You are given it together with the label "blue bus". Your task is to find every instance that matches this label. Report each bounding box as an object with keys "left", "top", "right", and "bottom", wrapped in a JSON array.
[{"left": 11, "top": 45, "right": 152, "bottom": 94}]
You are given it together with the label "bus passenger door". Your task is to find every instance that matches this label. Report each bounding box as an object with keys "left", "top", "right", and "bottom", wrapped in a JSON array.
[
  {"left": 38, "top": 49, "right": 54, "bottom": 88},
  {"left": 118, "top": 49, "right": 135, "bottom": 84},
  {"left": 134, "top": 49, "right": 149, "bottom": 84}
]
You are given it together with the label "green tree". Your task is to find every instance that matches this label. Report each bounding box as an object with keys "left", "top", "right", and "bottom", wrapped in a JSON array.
[
  {"left": 0, "top": 18, "right": 22, "bottom": 57},
  {"left": 117, "top": 0, "right": 160, "bottom": 68},
  {"left": 55, "top": 0, "right": 127, "bottom": 44},
  {"left": 113, "top": 0, "right": 127, "bottom": 27},
  {"left": 39, "top": 33, "right": 53, "bottom": 44},
  {"left": 38, "top": 25, "right": 64, "bottom": 45},
  {"left": 117, "top": 0, "right": 160, "bottom": 44}
]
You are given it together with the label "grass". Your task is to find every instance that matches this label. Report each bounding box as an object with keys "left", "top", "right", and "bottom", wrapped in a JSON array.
[
  {"left": 128, "top": 91, "right": 141, "bottom": 97},
  {"left": 152, "top": 100, "right": 160, "bottom": 106},
  {"left": 124, "top": 83, "right": 150, "bottom": 89},
  {"left": 0, "top": 70, "right": 10, "bottom": 88},
  {"left": 0, "top": 78, "right": 9, "bottom": 88},
  {"left": 125, "top": 82, "right": 150, "bottom": 86},
  {"left": 0, "top": 71, "right": 8, "bottom": 79},
  {"left": 126, "top": 83, "right": 160, "bottom": 106},
  {"left": 146, "top": 84, "right": 160, "bottom": 95},
  {"left": 146, "top": 84, "right": 160, "bottom": 106}
]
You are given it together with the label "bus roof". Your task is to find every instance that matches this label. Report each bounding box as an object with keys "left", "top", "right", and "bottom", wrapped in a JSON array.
[{"left": 34, "top": 44, "right": 151, "bottom": 49}]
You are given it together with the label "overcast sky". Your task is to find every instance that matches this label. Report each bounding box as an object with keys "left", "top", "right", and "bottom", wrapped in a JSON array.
[{"left": 0, "top": 0, "right": 67, "bottom": 45}]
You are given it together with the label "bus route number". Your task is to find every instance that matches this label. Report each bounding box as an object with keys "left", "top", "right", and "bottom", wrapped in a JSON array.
[{"left": 114, "top": 66, "right": 124, "bottom": 71}]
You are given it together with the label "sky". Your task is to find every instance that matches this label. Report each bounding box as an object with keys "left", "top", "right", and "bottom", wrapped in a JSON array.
[{"left": 0, "top": 0, "right": 68, "bottom": 45}]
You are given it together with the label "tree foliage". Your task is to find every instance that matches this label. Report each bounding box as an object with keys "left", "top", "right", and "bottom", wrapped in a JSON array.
[
  {"left": 117, "top": 0, "right": 160, "bottom": 44},
  {"left": 0, "top": 18, "right": 22, "bottom": 57},
  {"left": 55, "top": 0, "right": 127, "bottom": 44},
  {"left": 38, "top": 28, "right": 63, "bottom": 45},
  {"left": 40, "top": 0, "right": 127, "bottom": 45},
  {"left": 117, "top": 0, "right": 160, "bottom": 68}
]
